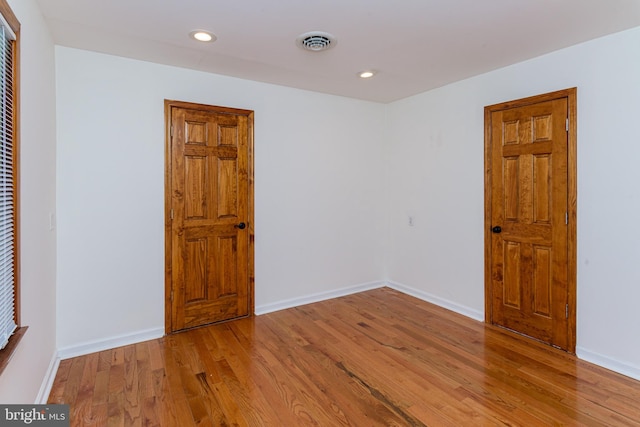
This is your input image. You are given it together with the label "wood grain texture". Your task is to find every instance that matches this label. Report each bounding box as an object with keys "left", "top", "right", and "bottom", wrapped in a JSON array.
[
  {"left": 485, "top": 88, "right": 577, "bottom": 353},
  {"left": 164, "top": 100, "right": 254, "bottom": 333},
  {"left": 49, "top": 288, "right": 640, "bottom": 426}
]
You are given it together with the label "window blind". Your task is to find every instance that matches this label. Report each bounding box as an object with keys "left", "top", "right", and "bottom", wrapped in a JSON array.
[{"left": 0, "top": 19, "right": 15, "bottom": 350}]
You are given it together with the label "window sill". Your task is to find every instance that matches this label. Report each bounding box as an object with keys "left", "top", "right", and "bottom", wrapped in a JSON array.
[{"left": 0, "top": 326, "right": 28, "bottom": 376}]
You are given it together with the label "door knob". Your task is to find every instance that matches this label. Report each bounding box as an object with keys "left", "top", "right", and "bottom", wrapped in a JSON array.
[
  {"left": 235, "top": 222, "right": 246, "bottom": 230},
  {"left": 491, "top": 226, "right": 502, "bottom": 234}
]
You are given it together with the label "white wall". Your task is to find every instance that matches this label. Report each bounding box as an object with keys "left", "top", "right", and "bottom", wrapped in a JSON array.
[
  {"left": 0, "top": 0, "right": 58, "bottom": 403},
  {"left": 386, "top": 26, "right": 640, "bottom": 378},
  {"left": 55, "top": 47, "right": 387, "bottom": 350},
  {"left": 3, "top": 0, "right": 637, "bottom": 401},
  {"left": 53, "top": 18, "right": 640, "bottom": 384}
]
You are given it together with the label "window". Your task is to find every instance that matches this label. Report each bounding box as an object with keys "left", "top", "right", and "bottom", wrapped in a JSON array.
[{"left": 0, "top": 0, "right": 21, "bottom": 372}]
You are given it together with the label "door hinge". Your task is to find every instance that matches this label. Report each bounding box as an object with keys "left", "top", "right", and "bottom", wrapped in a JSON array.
[
  {"left": 566, "top": 304, "right": 569, "bottom": 319},
  {"left": 565, "top": 212, "right": 568, "bottom": 225},
  {"left": 170, "top": 125, "right": 174, "bottom": 137},
  {"left": 566, "top": 118, "right": 569, "bottom": 132},
  {"left": 170, "top": 209, "right": 174, "bottom": 220},
  {"left": 171, "top": 289, "right": 174, "bottom": 302}
]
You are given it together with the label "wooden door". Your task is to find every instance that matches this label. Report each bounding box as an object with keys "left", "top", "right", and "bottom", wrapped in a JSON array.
[
  {"left": 165, "top": 100, "right": 254, "bottom": 333},
  {"left": 484, "top": 89, "right": 576, "bottom": 352}
]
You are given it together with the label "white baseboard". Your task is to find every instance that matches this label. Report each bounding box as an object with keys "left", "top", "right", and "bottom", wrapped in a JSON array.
[
  {"left": 39, "top": 286, "right": 640, "bottom": 403},
  {"left": 255, "top": 281, "right": 386, "bottom": 315},
  {"left": 577, "top": 347, "right": 640, "bottom": 381},
  {"left": 386, "top": 280, "right": 484, "bottom": 321},
  {"left": 386, "top": 281, "right": 640, "bottom": 382},
  {"left": 36, "top": 352, "right": 61, "bottom": 404},
  {"left": 57, "top": 327, "right": 165, "bottom": 360}
]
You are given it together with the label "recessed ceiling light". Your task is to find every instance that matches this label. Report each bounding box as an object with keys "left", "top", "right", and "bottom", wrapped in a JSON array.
[
  {"left": 190, "top": 30, "right": 216, "bottom": 43},
  {"left": 359, "top": 70, "right": 376, "bottom": 79}
]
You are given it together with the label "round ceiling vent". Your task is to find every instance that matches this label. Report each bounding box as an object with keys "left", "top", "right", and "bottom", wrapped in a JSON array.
[{"left": 296, "top": 31, "right": 337, "bottom": 52}]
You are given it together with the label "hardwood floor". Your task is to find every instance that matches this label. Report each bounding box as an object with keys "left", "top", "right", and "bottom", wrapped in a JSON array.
[{"left": 48, "top": 288, "right": 640, "bottom": 426}]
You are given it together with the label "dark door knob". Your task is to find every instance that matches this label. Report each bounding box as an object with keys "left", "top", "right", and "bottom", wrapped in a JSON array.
[
  {"left": 492, "top": 226, "right": 502, "bottom": 234},
  {"left": 235, "top": 222, "right": 246, "bottom": 230}
]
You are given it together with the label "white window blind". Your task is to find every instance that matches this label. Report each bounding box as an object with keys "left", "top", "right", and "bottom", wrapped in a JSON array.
[{"left": 0, "top": 18, "right": 16, "bottom": 350}]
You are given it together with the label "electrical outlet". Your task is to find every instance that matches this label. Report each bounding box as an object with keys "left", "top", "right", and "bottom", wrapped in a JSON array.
[{"left": 408, "top": 215, "right": 414, "bottom": 227}]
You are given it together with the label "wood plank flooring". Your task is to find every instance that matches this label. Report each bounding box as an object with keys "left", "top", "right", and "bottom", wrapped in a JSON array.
[{"left": 48, "top": 287, "right": 640, "bottom": 426}]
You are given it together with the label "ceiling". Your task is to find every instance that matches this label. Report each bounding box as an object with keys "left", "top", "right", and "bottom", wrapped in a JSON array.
[{"left": 35, "top": 0, "right": 640, "bottom": 103}]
